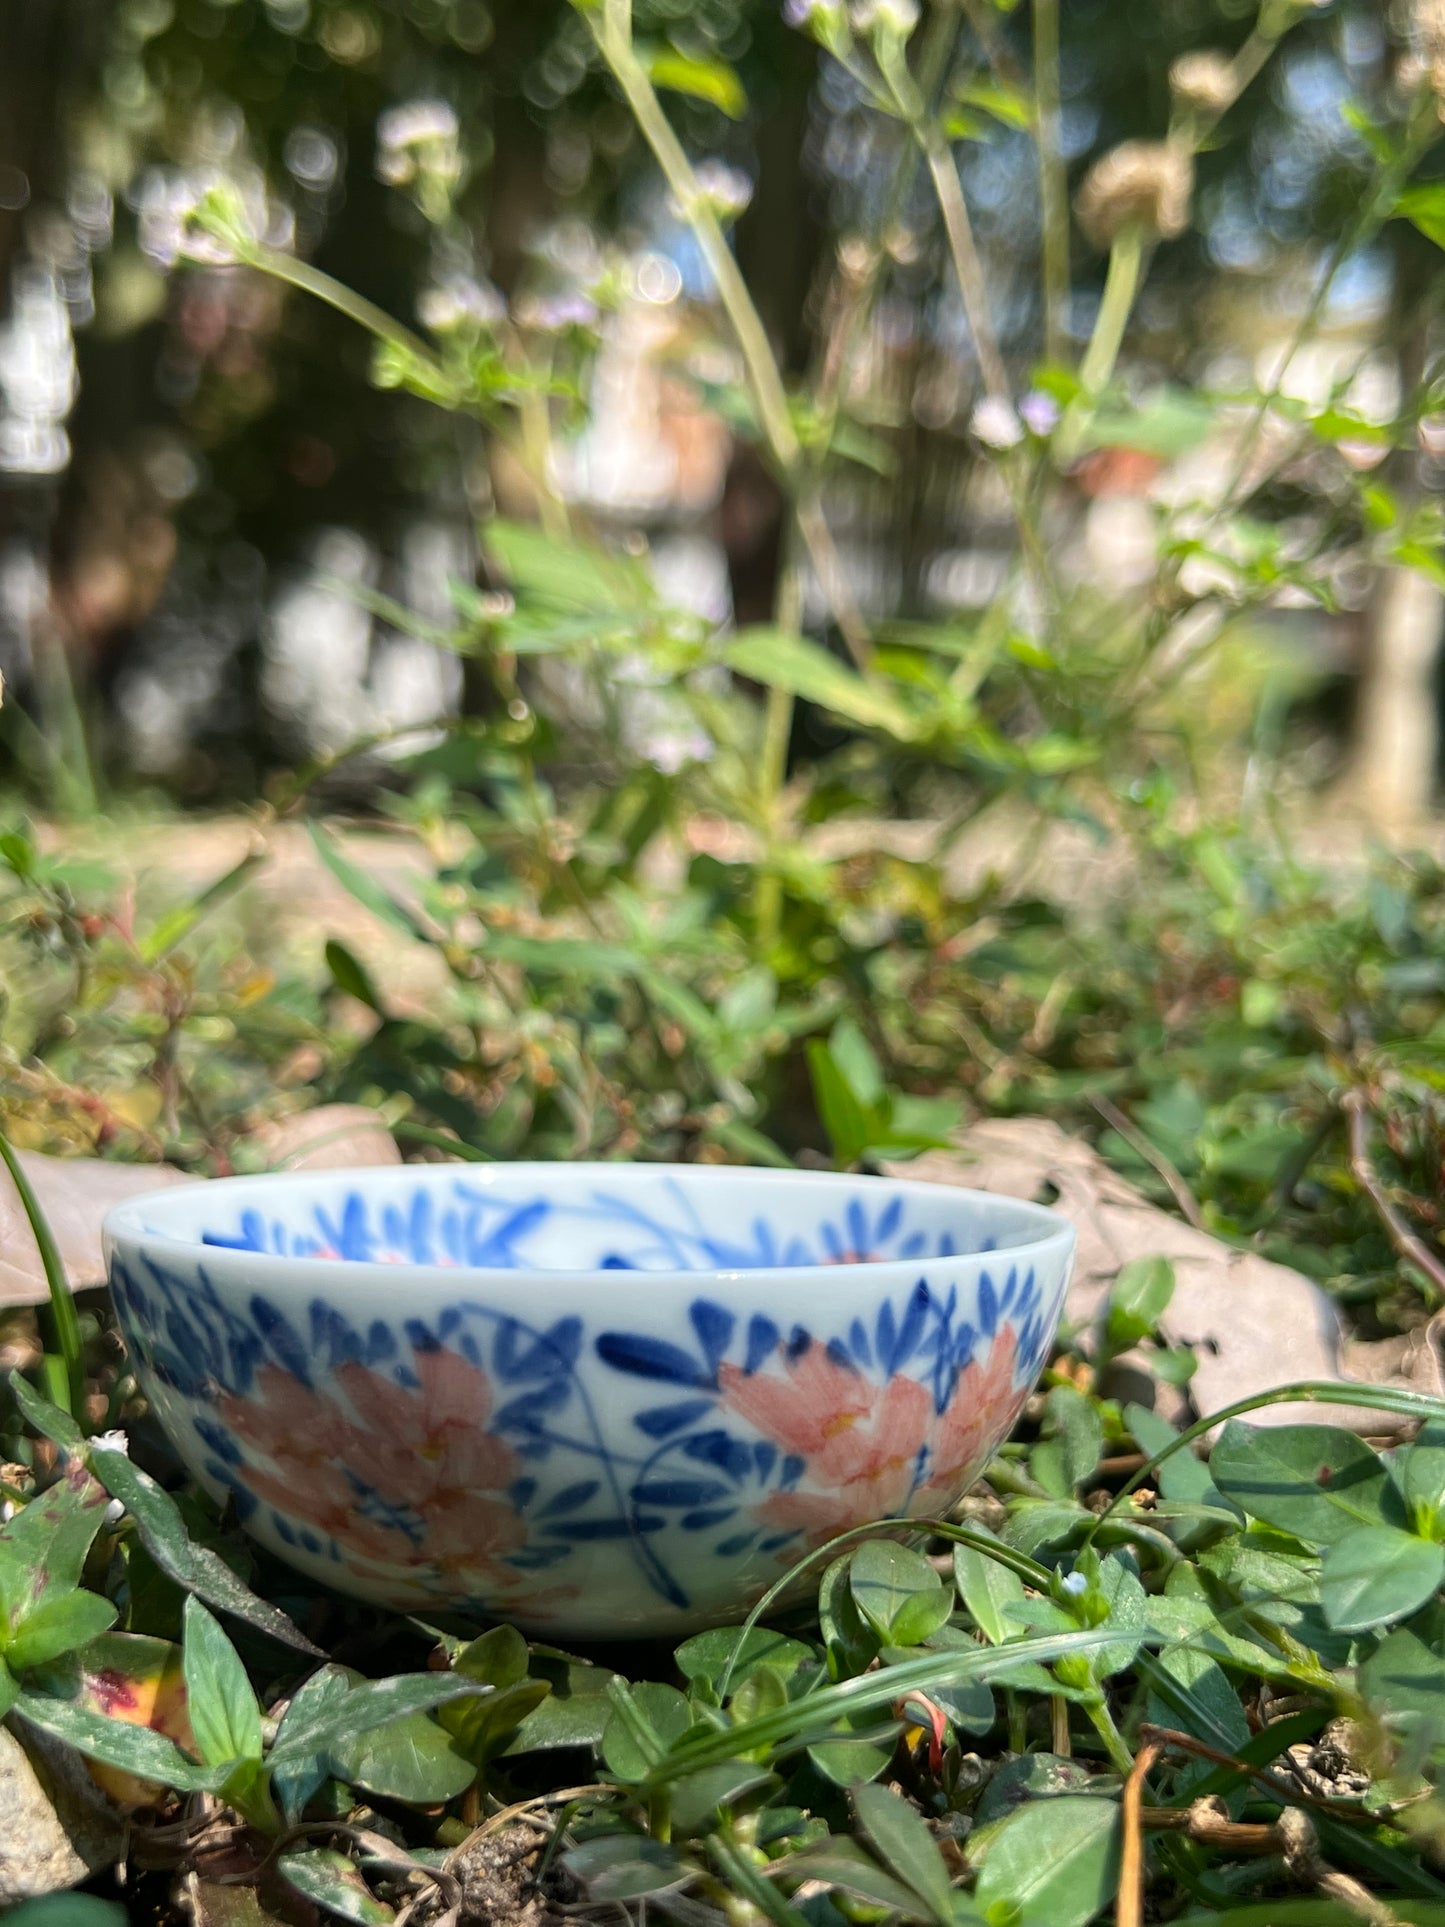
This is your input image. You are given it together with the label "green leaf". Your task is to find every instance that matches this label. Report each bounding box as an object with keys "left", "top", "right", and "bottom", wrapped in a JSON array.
[
  {"left": 1125, "top": 1404, "right": 1218, "bottom": 1506},
  {"left": 782, "top": 1839, "right": 935, "bottom": 1919},
  {"left": 1210, "top": 1421, "right": 1403, "bottom": 1545},
  {"left": 1030, "top": 1386, "right": 1104, "bottom": 1497},
  {"left": 601, "top": 1680, "right": 691, "bottom": 1783},
  {"left": 0, "top": 1467, "right": 110, "bottom": 1633},
  {"left": 1320, "top": 1524, "right": 1445, "bottom": 1633},
  {"left": 273, "top": 1665, "right": 349, "bottom": 1821},
  {"left": 452, "top": 1623, "right": 530, "bottom": 1691},
  {"left": 3, "top": 1898, "right": 129, "bottom": 1927},
  {"left": 953, "top": 1531, "right": 1026, "bottom": 1644},
  {"left": 7, "top": 1589, "right": 116, "bottom": 1672},
  {"left": 0, "top": 1137, "right": 85, "bottom": 1422},
  {"left": 484, "top": 520, "right": 648, "bottom": 613},
  {"left": 271, "top": 1671, "right": 488, "bottom": 1761},
  {"left": 278, "top": 1849, "right": 395, "bottom": 1925},
  {"left": 325, "top": 939, "right": 385, "bottom": 1013},
  {"left": 848, "top": 1541, "right": 948, "bottom": 1642},
  {"left": 725, "top": 629, "right": 918, "bottom": 739},
  {"left": 645, "top": 47, "right": 746, "bottom": 118},
  {"left": 565, "top": 1835, "right": 692, "bottom": 1901},
  {"left": 806, "top": 1043, "right": 879, "bottom": 1169},
  {"left": 332, "top": 1706, "right": 475, "bottom": 1805},
  {"left": 669, "top": 1760, "right": 779, "bottom": 1837},
  {"left": 88, "top": 1447, "right": 321, "bottom": 1655},
  {"left": 1396, "top": 182, "right": 1445, "bottom": 250},
  {"left": 14, "top": 1687, "right": 214, "bottom": 1791},
  {"left": 1089, "top": 1552, "right": 1149, "bottom": 1681},
  {"left": 1106, "top": 1257, "right": 1175, "bottom": 1349},
  {"left": 8, "top": 1376, "right": 84, "bottom": 1452},
  {"left": 975, "top": 1753, "right": 1116, "bottom": 1826},
  {"left": 676, "top": 1625, "right": 816, "bottom": 1695},
  {"left": 1398, "top": 1419, "right": 1445, "bottom": 1535},
  {"left": 806, "top": 1736, "right": 894, "bottom": 1787},
  {"left": 973, "top": 1795, "right": 1121, "bottom": 1927},
  {"left": 182, "top": 1597, "right": 263, "bottom": 1768},
  {"left": 439, "top": 1677, "right": 549, "bottom": 1767},
  {"left": 140, "top": 851, "right": 266, "bottom": 964},
  {"left": 306, "top": 822, "right": 433, "bottom": 945},
  {"left": 501, "top": 1655, "right": 618, "bottom": 1754},
  {"left": 851, "top": 1781, "right": 957, "bottom": 1927},
  {"left": 1357, "top": 1605, "right": 1445, "bottom": 1723}
]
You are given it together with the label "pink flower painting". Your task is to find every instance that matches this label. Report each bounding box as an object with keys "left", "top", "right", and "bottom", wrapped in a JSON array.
[{"left": 718, "top": 1327, "right": 1028, "bottom": 1552}]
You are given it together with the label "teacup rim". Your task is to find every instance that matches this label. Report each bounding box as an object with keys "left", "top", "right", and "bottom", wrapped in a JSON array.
[{"left": 102, "top": 1159, "right": 1076, "bottom": 1289}]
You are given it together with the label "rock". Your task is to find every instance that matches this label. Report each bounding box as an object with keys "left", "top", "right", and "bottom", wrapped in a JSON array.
[
  {"left": 247, "top": 1104, "right": 403, "bottom": 1173},
  {"left": 0, "top": 1151, "right": 188, "bottom": 1308},
  {"left": 895, "top": 1118, "right": 1387, "bottom": 1435},
  {"left": 0, "top": 1724, "right": 123, "bottom": 1903},
  {"left": 0, "top": 1108, "right": 403, "bottom": 1309}
]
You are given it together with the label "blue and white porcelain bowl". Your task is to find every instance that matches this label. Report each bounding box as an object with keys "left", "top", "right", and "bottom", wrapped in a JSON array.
[{"left": 103, "top": 1163, "right": 1074, "bottom": 1639}]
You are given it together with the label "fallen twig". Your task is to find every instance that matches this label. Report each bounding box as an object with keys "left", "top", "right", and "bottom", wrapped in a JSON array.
[
  {"left": 1116, "top": 1735, "right": 1161, "bottom": 1927},
  {"left": 1343, "top": 1088, "right": 1445, "bottom": 1300}
]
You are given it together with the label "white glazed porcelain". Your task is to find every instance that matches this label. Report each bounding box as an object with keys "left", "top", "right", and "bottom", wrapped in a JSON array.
[{"left": 103, "top": 1163, "right": 1074, "bottom": 1639}]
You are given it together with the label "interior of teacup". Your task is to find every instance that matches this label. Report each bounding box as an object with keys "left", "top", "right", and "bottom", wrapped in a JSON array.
[{"left": 106, "top": 1163, "right": 1069, "bottom": 1275}]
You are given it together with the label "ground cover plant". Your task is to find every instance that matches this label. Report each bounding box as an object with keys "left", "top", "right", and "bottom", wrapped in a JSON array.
[{"left": 12, "top": 0, "right": 1445, "bottom": 1921}]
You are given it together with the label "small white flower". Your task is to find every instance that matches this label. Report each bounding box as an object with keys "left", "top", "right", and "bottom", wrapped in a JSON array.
[
  {"left": 377, "top": 99, "right": 460, "bottom": 154},
  {"left": 516, "top": 290, "right": 599, "bottom": 333},
  {"left": 970, "top": 396, "right": 1025, "bottom": 450},
  {"left": 1060, "top": 1570, "right": 1089, "bottom": 1597},
  {"left": 1168, "top": 51, "right": 1238, "bottom": 115},
  {"left": 678, "top": 160, "right": 755, "bottom": 224},
  {"left": 375, "top": 100, "right": 462, "bottom": 192},
  {"left": 851, "top": 0, "right": 919, "bottom": 34},
  {"left": 103, "top": 1498, "right": 125, "bottom": 1526},
  {"left": 417, "top": 276, "right": 506, "bottom": 332},
  {"left": 92, "top": 1430, "right": 130, "bottom": 1456},
  {"left": 1019, "top": 390, "right": 1061, "bottom": 437},
  {"left": 0, "top": 1501, "right": 13, "bottom": 1526}
]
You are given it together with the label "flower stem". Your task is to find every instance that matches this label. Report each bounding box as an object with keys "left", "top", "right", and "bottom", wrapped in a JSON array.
[
  {"left": 1054, "top": 221, "right": 1143, "bottom": 464},
  {"left": 1032, "top": 0, "right": 1068, "bottom": 366},
  {"left": 589, "top": 0, "right": 872, "bottom": 667}
]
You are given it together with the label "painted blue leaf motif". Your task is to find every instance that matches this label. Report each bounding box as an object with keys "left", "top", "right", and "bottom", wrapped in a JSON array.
[
  {"left": 849, "top": 1317, "right": 872, "bottom": 1368},
  {"left": 492, "top": 1381, "right": 573, "bottom": 1433},
  {"left": 682, "top": 1508, "right": 736, "bottom": 1531},
  {"left": 847, "top": 1198, "right": 869, "bottom": 1257},
  {"left": 891, "top": 1279, "right": 929, "bottom": 1370},
  {"left": 877, "top": 1195, "right": 902, "bottom": 1243},
  {"left": 196, "top": 1418, "right": 240, "bottom": 1464},
  {"left": 978, "top": 1270, "right": 999, "bottom": 1337},
  {"left": 682, "top": 1431, "right": 754, "bottom": 1482},
  {"left": 556, "top": 1516, "right": 665, "bottom": 1540},
  {"left": 690, "top": 1299, "right": 736, "bottom": 1375},
  {"left": 537, "top": 1480, "right": 600, "bottom": 1519},
  {"left": 780, "top": 1454, "right": 806, "bottom": 1487},
  {"left": 634, "top": 1399, "right": 714, "bottom": 1438},
  {"left": 785, "top": 1326, "right": 809, "bottom": 1359},
  {"left": 715, "top": 1531, "right": 759, "bottom": 1558},
  {"left": 595, "top": 1332, "right": 708, "bottom": 1385},
  {"left": 467, "top": 1199, "right": 551, "bottom": 1265},
  {"left": 754, "top": 1442, "right": 776, "bottom": 1482},
  {"left": 250, "top": 1296, "right": 312, "bottom": 1386},
  {"left": 745, "top": 1316, "right": 779, "bottom": 1374},
  {"left": 314, "top": 1194, "right": 374, "bottom": 1262},
  {"left": 631, "top": 1480, "right": 732, "bottom": 1509},
  {"left": 875, "top": 1301, "right": 897, "bottom": 1373}
]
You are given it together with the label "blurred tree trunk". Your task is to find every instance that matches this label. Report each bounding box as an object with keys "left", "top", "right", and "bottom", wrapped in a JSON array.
[{"left": 1347, "top": 566, "right": 1443, "bottom": 830}]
